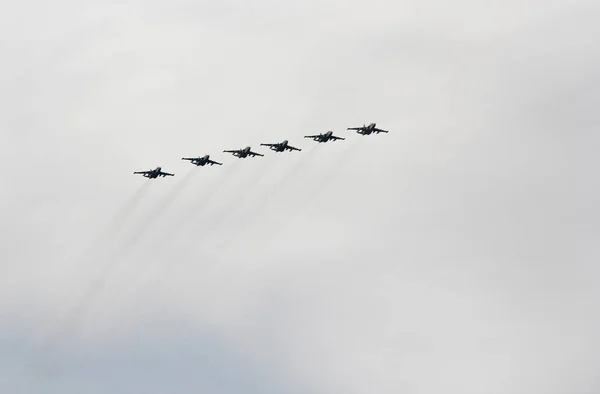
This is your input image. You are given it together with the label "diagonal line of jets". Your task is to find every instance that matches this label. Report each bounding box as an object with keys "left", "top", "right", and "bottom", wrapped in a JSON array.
[{"left": 133, "top": 122, "right": 389, "bottom": 179}]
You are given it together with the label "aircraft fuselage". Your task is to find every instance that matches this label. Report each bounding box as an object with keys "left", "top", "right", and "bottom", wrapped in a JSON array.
[
  {"left": 143, "top": 167, "right": 161, "bottom": 178},
  {"left": 273, "top": 140, "right": 289, "bottom": 151},
  {"left": 357, "top": 123, "right": 377, "bottom": 135},
  {"left": 236, "top": 147, "right": 251, "bottom": 157},
  {"left": 193, "top": 155, "right": 211, "bottom": 165},
  {"left": 315, "top": 131, "right": 334, "bottom": 142}
]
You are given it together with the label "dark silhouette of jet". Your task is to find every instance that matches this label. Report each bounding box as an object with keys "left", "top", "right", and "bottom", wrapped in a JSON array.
[
  {"left": 181, "top": 155, "right": 222, "bottom": 166},
  {"left": 304, "top": 131, "right": 345, "bottom": 143},
  {"left": 260, "top": 140, "right": 301, "bottom": 152},
  {"left": 223, "top": 146, "right": 264, "bottom": 158},
  {"left": 133, "top": 167, "right": 174, "bottom": 179},
  {"left": 347, "top": 122, "right": 389, "bottom": 135}
]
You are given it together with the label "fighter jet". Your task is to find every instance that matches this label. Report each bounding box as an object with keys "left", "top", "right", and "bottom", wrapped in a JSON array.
[
  {"left": 223, "top": 146, "right": 264, "bottom": 158},
  {"left": 260, "top": 140, "right": 302, "bottom": 152},
  {"left": 347, "top": 123, "right": 389, "bottom": 135},
  {"left": 181, "top": 155, "right": 222, "bottom": 166},
  {"left": 133, "top": 167, "right": 174, "bottom": 179},
  {"left": 304, "top": 131, "right": 345, "bottom": 143}
]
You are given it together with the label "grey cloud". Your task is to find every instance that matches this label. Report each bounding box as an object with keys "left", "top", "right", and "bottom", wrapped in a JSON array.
[{"left": 0, "top": 326, "right": 303, "bottom": 394}]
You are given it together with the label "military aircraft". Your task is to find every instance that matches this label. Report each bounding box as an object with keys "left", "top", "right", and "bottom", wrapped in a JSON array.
[
  {"left": 347, "top": 123, "right": 389, "bottom": 135},
  {"left": 181, "top": 155, "right": 222, "bottom": 166},
  {"left": 133, "top": 167, "right": 174, "bottom": 179},
  {"left": 304, "top": 131, "right": 345, "bottom": 143},
  {"left": 223, "top": 146, "right": 264, "bottom": 158},
  {"left": 260, "top": 140, "right": 302, "bottom": 152}
]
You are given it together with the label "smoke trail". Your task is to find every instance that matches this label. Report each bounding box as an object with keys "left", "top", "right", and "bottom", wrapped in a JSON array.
[
  {"left": 112, "top": 158, "right": 277, "bottom": 323},
  {"left": 97, "top": 181, "right": 151, "bottom": 243},
  {"left": 195, "top": 157, "right": 273, "bottom": 243},
  {"left": 241, "top": 144, "right": 319, "bottom": 223},
  {"left": 15, "top": 180, "right": 156, "bottom": 371},
  {"left": 111, "top": 162, "right": 251, "bottom": 320},
  {"left": 199, "top": 140, "right": 361, "bottom": 278},
  {"left": 205, "top": 145, "right": 320, "bottom": 256},
  {"left": 63, "top": 182, "right": 152, "bottom": 265},
  {"left": 240, "top": 139, "right": 363, "bottom": 263},
  {"left": 127, "top": 158, "right": 273, "bottom": 301},
  {"left": 107, "top": 168, "right": 197, "bottom": 259},
  {"left": 155, "top": 160, "right": 242, "bottom": 247},
  {"left": 33, "top": 168, "right": 197, "bottom": 352},
  {"left": 116, "top": 142, "right": 355, "bottom": 326}
]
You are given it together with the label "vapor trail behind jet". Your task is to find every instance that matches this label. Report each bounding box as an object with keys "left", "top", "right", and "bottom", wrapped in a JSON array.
[
  {"left": 195, "top": 157, "right": 273, "bottom": 242},
  {"left": 198, "top": 140, "right": 361, "bottom": 278},
  {"left": 129, "top": 158, "right": 274, "bottom": 306},
  {"left": 63, "top": 181, "right": 152, "bottom": 265},
  {"left": 206, "top": 144, "right": 320, "bottom": 256},
  {"left": 155, "top": 160, "right": 242, "bottom": 247},
  {"left": 112, "top": 162, "right": 249, "bottom": 317},
  {"left": 16, "top": 180, "right": 154, "bottom": 370},
  {"left": 241, "top": 138, "right": 363, "bottom": 264},
  {"left": 107, "top": 168, "right": 197, "bottom": 259},
  {"left": 34, "top": 169, "right": 196, "bottom": 353},
  {"left": 243, "top": 144, "right": 319, "bottom": 222}
]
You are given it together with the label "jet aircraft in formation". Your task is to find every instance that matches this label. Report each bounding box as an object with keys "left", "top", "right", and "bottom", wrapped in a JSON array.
[
  {"left": 347, "top": 123, "right": 389, "bottom": 135},
  {"left": 303, "top": 131, "right": 345, "bottom": 143},
  {"left": 260, "top": 140, "right": 301, "bottom": 152},
  {"left": 223, "top": 146, "right": 264, "bottom": 158},
  {"left": 134, "top": 122, "right": 389, "bottom": 179},
  {"left": 182, "top": 155, "right": 222, "bottom": 166},
  {"left": 133, "top": 167, "right": 174, "bottom": 179}
]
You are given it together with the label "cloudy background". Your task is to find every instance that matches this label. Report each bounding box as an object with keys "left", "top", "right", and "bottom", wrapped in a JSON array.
[{"left": 1, "top": 0, "right": 599, "bottom": 393}]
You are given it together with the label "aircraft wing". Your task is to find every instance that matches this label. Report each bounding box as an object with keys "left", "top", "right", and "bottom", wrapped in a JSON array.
[
  {"left": 260, "top": 143, "right": 276, "bottom": 147},
  {"left": 133, "top": 171, "right": 150, "bottom": 175},
  {"left": 208, "top": 159, "right": 222, "bottom": 165},
  {"left": 347, "top": 127, "right": 362, "bottom": 130},
  {"left": 159, "top": 171, "right": 175, "bottom": 177},
  {"left": 223, "top": 149, "right": 240, "bottom": 153},
  {"left": 249, "top": 151, "right": 264, "bottom": 157},
  {"left": 373, "top": 128, "right": 388, "bottom": 133},
  {"left": 288, "top": 145, "right": 302, "bottom": 151},
  {"left": 331, "top": 135, "right": 345, "bottom": 140},
  {"left": 181, "top": 157, "right": 194, "bottom": 161},
  {"left": 304, "top": 135, "right": 319, "bottom": 138}
]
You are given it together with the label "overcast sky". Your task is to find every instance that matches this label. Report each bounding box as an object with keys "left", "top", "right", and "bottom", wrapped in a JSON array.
[{"left": 1, "top": 1, "right": 599, "bottom": 393}]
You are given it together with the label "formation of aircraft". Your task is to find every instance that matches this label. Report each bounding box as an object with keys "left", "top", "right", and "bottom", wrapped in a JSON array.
[
  {"left": 133, "top": 167, "right": 175, "bottom": 179},
  {"left": 182, "top": 155, "right": 222, "bottom": 166},
  {"left": 135, "top": 122, "right": 389, "bottom": 179},
  {"left": 347, "top": 123, "right": 389, "bottom": 135}
]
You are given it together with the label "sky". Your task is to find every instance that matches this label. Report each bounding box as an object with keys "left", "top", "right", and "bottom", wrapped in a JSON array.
[{"left": 1, "top": 0, "right": 599, "bottom": 393}]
